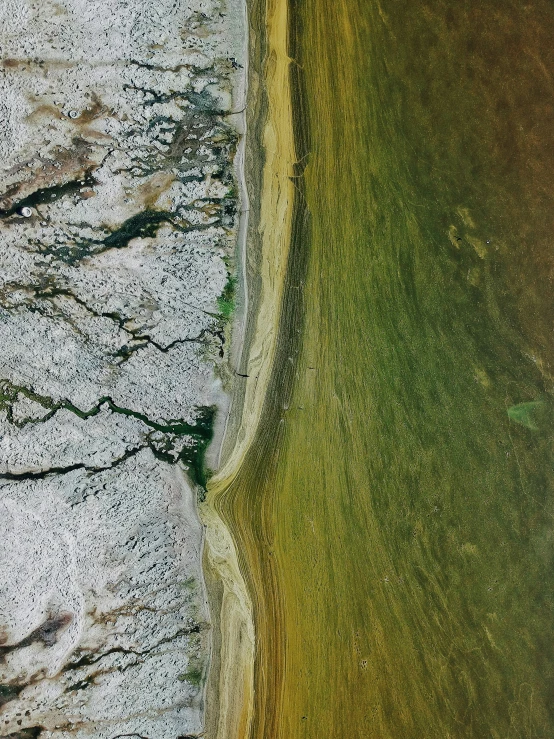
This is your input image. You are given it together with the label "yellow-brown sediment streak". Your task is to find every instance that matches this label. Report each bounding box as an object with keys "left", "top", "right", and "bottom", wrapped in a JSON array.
[
  {"left": 218, "top": 0, "right": 295, "bottom": 483},
  {"left": 201, "top": 0, "right": 295, "bottom": 735}
]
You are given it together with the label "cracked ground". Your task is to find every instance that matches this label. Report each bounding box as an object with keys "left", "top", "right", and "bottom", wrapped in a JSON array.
[{"left": 0, "top": 0, "right": 245, "bottom": 735}]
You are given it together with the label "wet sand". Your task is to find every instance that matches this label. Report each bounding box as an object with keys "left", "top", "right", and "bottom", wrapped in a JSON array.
[{"left": 201, "top": 0, "right": 296, "bottom": 734}]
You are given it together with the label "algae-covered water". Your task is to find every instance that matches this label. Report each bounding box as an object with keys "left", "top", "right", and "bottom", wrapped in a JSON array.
[{"left": 221, "top": 0, "right": 554, "bottom": 736}]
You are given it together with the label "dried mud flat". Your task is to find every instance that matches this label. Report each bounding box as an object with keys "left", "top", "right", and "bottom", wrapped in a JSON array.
[{"left": 0, "top": 0, "right": 245, "bottom": 736}]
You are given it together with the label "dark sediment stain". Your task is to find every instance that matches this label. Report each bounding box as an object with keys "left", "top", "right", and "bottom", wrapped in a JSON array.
[
  {"left": 0, "top": 614, "right": 73, "bottom": 660},
  {"left": 0, "top": 171, "right": 97, "bottom": 219},
  {"left": 0, "top": 686, "right": 24, "bottom": 710},
  {"left": 0, "top": 140, "right": 96, "bottom": 213},
  {"left": 0, "top": 729, "right": 44, "bottom": 739},
  {"left": 98, "top": 210, "right": 172, "bottom": 249}
]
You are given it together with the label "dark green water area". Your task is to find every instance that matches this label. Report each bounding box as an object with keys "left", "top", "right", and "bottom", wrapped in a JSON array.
[{"left": 224, "top": 0, "right": 554, "bottom": 736}]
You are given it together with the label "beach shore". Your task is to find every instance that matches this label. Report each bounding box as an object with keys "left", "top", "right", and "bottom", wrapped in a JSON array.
[{"left": 201, "top": 0, "right": 297, "bottom": 734}]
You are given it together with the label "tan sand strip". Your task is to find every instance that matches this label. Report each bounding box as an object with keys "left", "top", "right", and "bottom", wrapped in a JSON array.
[{"left": 200, "top": 0, "right": 296, "bottom": 736}]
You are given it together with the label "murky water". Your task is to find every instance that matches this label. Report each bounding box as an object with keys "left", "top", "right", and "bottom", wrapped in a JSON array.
[{"left": 220, "top": 0, "right": 554, "bottom": 736}]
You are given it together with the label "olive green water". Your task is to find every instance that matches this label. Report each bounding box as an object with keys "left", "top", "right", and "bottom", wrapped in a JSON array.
[{"left": 222, "top": 0, "right": 554, "bottom": 736}]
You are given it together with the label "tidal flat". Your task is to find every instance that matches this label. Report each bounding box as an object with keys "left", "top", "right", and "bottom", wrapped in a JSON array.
[{"left": 213, "top": 0, "right": 554, "bottom": 737}]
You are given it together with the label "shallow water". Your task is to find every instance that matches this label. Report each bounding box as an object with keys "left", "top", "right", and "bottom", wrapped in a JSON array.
[{"left": 220, "top": 0, "right": 554, "bottom": 736}]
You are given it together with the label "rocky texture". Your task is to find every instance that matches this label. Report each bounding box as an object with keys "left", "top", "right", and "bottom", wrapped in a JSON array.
[
  {"left": 0, "top": 452, "right": 208, "bottom": 738},
  {"left": 0, "top": 0, "right": 245, "bottom": 735}
]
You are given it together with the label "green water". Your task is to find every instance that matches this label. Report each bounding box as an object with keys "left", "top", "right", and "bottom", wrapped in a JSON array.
[{"left": 224, "top": 0, "right": 554, "bottom": 736}]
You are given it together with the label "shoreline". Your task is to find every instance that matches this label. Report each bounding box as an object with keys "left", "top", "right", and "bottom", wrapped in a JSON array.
[
  {"left": 200, "top": 0, "right": 297, "bottom": 734},
  {"left": 200, "top": 0, "right": 252, "bottom": 731}
]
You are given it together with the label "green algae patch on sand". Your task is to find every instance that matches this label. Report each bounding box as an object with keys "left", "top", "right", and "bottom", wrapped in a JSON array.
[{"left": 217, "top": 273, "right": 237, "bottom": 320}]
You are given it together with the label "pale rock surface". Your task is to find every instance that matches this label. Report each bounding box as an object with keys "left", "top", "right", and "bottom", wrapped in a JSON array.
[
  {"left": 0, "top": 451, "right": 209, "bottom": 738},
  {"left": 0, "top": 0, "right": 245, "bottom": 735}
]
